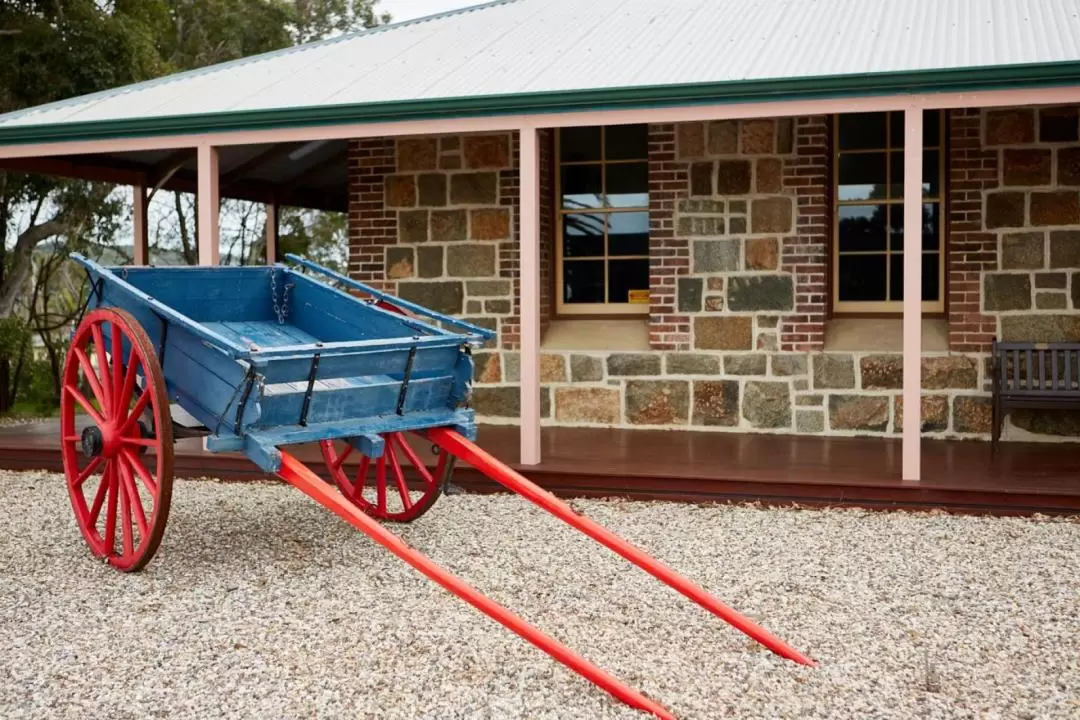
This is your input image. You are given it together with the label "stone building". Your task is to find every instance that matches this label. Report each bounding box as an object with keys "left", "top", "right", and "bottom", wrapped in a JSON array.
[
  {"left": 2, "top": 0, "right": 1079, "bottom": 483},
  {"left": 351, "top": 108, "right": 1080, "bottom": 444}
]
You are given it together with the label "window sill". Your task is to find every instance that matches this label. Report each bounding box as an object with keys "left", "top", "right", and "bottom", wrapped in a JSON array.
[
  {"left": 824, "top": 318, "right": 949, "bottom": 353},
  {"left": 542, "top": 318, "right": 650, "bottom": 351}
]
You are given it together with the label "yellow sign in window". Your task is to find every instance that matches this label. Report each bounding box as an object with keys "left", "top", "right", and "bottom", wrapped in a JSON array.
[{"left": 628, "top": 290, "right": 650, "bottom": 304}]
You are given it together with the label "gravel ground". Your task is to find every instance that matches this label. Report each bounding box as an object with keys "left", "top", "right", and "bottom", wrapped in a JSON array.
[{"left": 1, "top": 469, "right": 1078, "bottom": 720}]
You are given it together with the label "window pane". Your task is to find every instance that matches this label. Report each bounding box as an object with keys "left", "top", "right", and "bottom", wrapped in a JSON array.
[
  {"left": 561, "top": 164, "right": 602, "bottom": 209},
  {"left": 922, "top": 203, "right": 940, "bottom": 250},
  {"left": 889, "top": 150, "right": 939, "bottom": 198},
  {"left": 562, "top": 213, "right": 606, "bottom": 257},
  {"left": 605, "top": 162, "right": 648, "bottom": 207},
  {"left": 838, "top": 254, "right": 887, "bottom": 302},
  {"left": 838, "top": 204, "right": 887, "bottom": 252},
  {"left": 838, "top": 112, "right": 887, "bottom": 150},
  {"left": 608, "top": 258, "right": 649, "bottom": 303},
  {"left": 838, "top": 153, "right": 887, "bottom": 201},
  {"left": 887, "top": 253, "right": 941, "bottom": 302},
  {"left": 922, "top": 253, "right": 940, "bottom": 302},
  {"left": 889, "top": 254, "right": 903, "bottom": 302},
  {"left": 605, "top": 124, "right": 648, "bottom": 160},
  {"left": 608, "top": 212, "right": 649, "bottom": 256},
  {"left": 560, "top": 126, "right": 602, "bottom": 162},
  {"left": 564, "top": 260, "right": 605, "bottom": 304},
  {"left": 888, "top": 203, "right": 940, "bottom": 251},
  {"left": 890, "top": 110, "right": 941, "bottom": 148}
]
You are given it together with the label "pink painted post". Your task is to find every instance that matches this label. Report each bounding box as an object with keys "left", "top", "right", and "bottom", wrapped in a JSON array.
[
  {"left": 519, "top": 126, "right": 541, "bottom": 465},
  {"left": 196, "top": 145, "right": 220, "bottom": 265},
  {"left": 902, "top": 108, "right": 923, "bottom": 482},
  {"left": 132, "top": 185, "right": 149, "bottom": 266},
  {"left": 265, "top": 201, "right": 279, "bottom": 263}
]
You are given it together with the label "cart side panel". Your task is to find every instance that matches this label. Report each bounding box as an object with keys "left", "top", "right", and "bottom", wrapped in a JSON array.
[
  {"left": 96, "top": 278, "right": 259, "bottom": 433},
  {"left": 116, "top": 266, "right": 276, "bottom": 323},
  {"left": 254, "top": 344, "right": 461, "bottom": 384},
  {"left": 284, "top": 272, "right": 421, "bottom": 343},
  {"left": 257, "top": 373, "right": 456, "bottom": 428}
]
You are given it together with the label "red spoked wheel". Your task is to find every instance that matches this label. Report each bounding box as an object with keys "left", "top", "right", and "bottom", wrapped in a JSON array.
[
  {"left": 60, "top": 307, "right": 174, "bottom": 572},
  {"left": 319, "top": 432, "right": 453, "bottom": 522}
]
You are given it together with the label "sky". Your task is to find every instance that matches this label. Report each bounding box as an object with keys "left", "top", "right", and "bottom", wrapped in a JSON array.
[{"left": 378, "top": 0, "right": 481, "bottom": 23}]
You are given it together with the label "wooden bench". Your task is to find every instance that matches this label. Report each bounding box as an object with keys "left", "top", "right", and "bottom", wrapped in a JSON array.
[{"left": 991, "top": 339, "right": 1080, "bottom": 448}]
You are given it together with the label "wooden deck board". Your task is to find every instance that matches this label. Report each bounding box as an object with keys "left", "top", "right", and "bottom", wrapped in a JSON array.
[{"left": 1, "top": 420, "right": 1077, "bottom": 515}]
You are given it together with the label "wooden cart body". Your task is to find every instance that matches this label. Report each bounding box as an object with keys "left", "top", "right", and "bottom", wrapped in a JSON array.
[{"left": 72, "top": 253, "right": 491, "bottom": 472}]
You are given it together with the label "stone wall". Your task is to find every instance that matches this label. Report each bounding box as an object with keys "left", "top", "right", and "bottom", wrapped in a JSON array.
[
  {"left": 470, "top": 349, "right": 995, "bottom": 438},
  {"left": 347, "top": 131, "right": 556, "bottom": 352},
  {"left": 977, "top": 105, "right": 1080, "bottom": 344},
  {"left": 657, "top": 117, "right": 829, "bottom": 354}
]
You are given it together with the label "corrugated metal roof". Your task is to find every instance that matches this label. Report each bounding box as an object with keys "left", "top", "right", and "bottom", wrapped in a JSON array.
[{"left": 1, "top": 0, "right": 1079, "bottom": 142}]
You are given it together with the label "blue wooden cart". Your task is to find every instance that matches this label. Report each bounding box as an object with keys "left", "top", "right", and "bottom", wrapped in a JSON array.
[{"left": 60, "top": 253, "right": 812, "bottom": 719}]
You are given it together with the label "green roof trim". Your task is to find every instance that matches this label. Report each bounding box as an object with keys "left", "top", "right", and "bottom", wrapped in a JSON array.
[{"left": 2, "top": 59, "right": 1079, "bottom": 147}]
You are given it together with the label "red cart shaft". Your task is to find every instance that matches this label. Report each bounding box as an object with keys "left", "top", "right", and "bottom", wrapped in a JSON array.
[
  {"left": 276, "top": 451, "right": 676, "bottom": 720},
  {"left": 427, "top": 428, "right": 816, "bottom": 668}
]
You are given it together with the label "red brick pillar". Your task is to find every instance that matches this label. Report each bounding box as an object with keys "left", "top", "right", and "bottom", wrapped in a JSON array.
[
  {"left": 347, "top": 137, "right": 397, "bottom": 291},
  {"left": 780, "top": 116, "right": 828, "bottom": 351},
  {"left": 648, "top": 123, "right": 691, "bottom": 350},
  {"left": 947, "top": 108, "right": 998, "bottom": 352}
]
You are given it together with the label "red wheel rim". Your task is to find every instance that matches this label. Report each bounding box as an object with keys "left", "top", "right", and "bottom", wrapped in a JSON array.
[
  {"left": 60, "top": 308, "right": 174, "bottom": 572},
  {"left": 320, "top": 432, "right": 451, "bottom": 523}
]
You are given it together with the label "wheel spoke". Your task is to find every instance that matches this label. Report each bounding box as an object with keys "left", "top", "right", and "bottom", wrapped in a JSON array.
[
  {"left": 118, "top": 457, "right": 150, "bottom": 538},
  {"left": 90, "top": 324, "right": 114, "bottom": 416},
  {"left": 87, "top": 467, "right": 111, "bottom": 525},
  {"left": 121, "top": 447, "right": 158, "bottom": 496},
  {"left": 110, "top": 320, "right": 123, "bottom": 411},
  {"left": 386, "top": 443, "right": 414, "bottom": 511},
  {"left": 119, "top": 471, "right": 134, "bottom": 557},
  {"left": 352, "top": 455, "right": 370, "bottom": 503},
  {"left": 72, "top": 456, "right": 104, "bottom": 489},
  {"left": 73, "top": 348, "right": 109, "bottom": 418},
  {"left": 117, "top": 388, "right": 152, "bottom": 437},
  {"left": 375, "top": 455, "right": 387, "bottom": 514},
  {"left": 63, "top": 435, "right": 81, "bottom": 444},
  {"left": 121, "top": 436, "right": 157, "bottom": 447},
  {"left": 393, "top": 433, "right": 434, "bottom": 487},
  {"left": 332, "top": 443, "right": 354, "bottom": 471},
  {"left": 65, "top": 383, "right": 106, "bottom": 426},
  {"left": 103, "top": 463, "right": 119, "bottom": 553},
  {"left": 116, "top": 348, "right": 139, "bottom": 424}
]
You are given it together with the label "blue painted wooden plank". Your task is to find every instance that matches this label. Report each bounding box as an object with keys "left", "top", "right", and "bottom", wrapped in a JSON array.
[
  {"left": 118, "top": 267, "right": 274, "bottom": 323},
  {"left": 285, "top": 271, "right": 416, "bottom": 343},
  {"left": 257, "top": 375, "right": 454, "bottom": 427},
  {"left": 284, "top": 255, "right": 495, "bottom": 342},
  {"left": 74, "top": 254, "right": 247, "bottom": 358},
  {"left": 255, "top": 344, "right": 462, "bottom": 384},
  {"left": 206, "top": 408, "right": 478, "bottom": 470},
  {"left": 203, "top": 320, "right": 320, "bottom": 350}
]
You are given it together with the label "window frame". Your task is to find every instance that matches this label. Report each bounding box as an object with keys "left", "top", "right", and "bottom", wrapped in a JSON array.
[
  {"left": 830, "top": 111, "right": 947, "bottom": 316},
  {"left": 555, "top": 126, "right": 650, "bottom": 317}
]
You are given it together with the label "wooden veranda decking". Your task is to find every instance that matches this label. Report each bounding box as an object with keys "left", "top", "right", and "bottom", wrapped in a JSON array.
[{"left": 0, "top": 419, "right": 1077, "bottom": 515}]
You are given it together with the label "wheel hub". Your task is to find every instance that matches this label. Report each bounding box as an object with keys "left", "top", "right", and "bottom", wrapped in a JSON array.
[{"left": 81, "top": 426, "right": 104, "bottom": 458}]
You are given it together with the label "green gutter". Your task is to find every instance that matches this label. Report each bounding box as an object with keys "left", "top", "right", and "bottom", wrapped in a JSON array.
[{"left": 1, "top": 61, "right": 1079, "bottom": 146}]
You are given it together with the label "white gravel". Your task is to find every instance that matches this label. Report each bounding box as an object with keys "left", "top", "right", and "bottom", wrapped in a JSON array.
[{"left": 1, "top": 469, "right": 1078, "bottom": 720}]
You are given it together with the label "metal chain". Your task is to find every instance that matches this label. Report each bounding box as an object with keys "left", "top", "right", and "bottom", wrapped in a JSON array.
[{"left": 270, "top": 270, "right": 293, "bottom": 325}]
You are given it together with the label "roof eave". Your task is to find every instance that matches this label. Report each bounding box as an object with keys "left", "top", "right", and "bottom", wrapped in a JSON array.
[{"left": 1, "top": 60, "right": 1079, "bottom": 147}]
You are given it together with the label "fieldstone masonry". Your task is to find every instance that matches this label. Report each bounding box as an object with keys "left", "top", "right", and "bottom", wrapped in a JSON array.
[{"left": 348, "top": 106, "right": 1080, "bottom": 442}]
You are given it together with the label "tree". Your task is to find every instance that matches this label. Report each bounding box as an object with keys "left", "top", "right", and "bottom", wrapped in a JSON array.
[
  {"left": 0, "top": 0, "right": 387, "bottom": 412},
  {"left": 0, "top": 1, "right": 167, "bottom": 410}
]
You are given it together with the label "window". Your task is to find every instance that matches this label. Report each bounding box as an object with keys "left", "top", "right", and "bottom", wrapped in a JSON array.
[
  {"left": 833, "top": 111, "right": 945, "bottom": 314},
  {"left": 557, "top": 125, "right": 650, "bottom": 315}
]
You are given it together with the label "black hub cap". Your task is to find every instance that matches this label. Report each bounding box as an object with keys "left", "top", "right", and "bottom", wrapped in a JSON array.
[{"left": 81, "top": 426, "right": 104, "bottom": 458}]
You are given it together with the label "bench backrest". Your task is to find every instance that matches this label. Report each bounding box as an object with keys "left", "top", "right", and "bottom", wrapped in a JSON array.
[{"left": 992, "top": 340, "right": 1080, "bottom": 396}]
